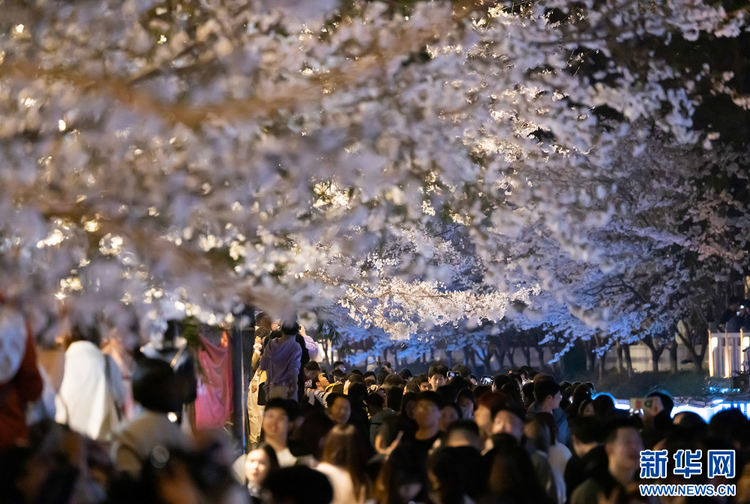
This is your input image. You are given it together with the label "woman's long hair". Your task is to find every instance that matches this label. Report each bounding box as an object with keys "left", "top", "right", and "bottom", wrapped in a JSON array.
[
  {"left": 320, "top": 424, "right": 371, "bottom": 499},
  {"left": 374, "top": 446, "right": 429, "bottom": 504}
]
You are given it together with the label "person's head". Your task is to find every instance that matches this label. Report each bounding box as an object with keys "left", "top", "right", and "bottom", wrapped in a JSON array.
[
  {"left": 347, "top": 382, "right": 368, "bottom": 405},
  {"left": 451, "top": 364, "right": 471, "bottom": 379},
  {"left": 131, "top": 353, "right": 182, "bottom": 413},
  {"left": 313, "top": 372, "right": 330, "bottom": 391},
  {"left": 245, "top": 445, "right": 279, "bottom": 488},
  {"left": 475, "top": 392, "right": 508, "bottom": 439},
  {"left": 535, "top": 412, "right": 558, "bottom": 445},
  {"left": 709, "top": 408, "right": 749, "bottom": 449},
  {"left": 578, "top": 399, "right": 595, "bottom": 417},
  {"left": 491, "top": 407, "right": 525, "bottom": 442},
  {"left": 365, "top": 393, "right": 385, "bottom": 416},
  {"left": 386, "top": 386, "right": 403, "bottom": 412},
  {"left": 332, "top": 360, "right": 346, "bottom": 373},
  {"left": 524, "top": 418, "right": 551, "bottom": 453},
  {"left": 68, "top": 322, "right": 102, "bottom": 347},
  {"left": 326, "top": 394, "right": 351, "bottom": 426},
  {"left": 280, "top": 321, "right": 300, "bottom": 336},
  {"left": 399, "top": 368, "right": 413, "bottom": 381},
  {"left": 444, "top": 420, "right": 481, "bottom": 450},
  {"left": 304, "top": 361, "right": 321, "bottom": 381},
  {"left": 416, "top": 374, "right": 431, "bottom": 392},
  {"left": 456, "top": 388, "right": 475, "bottom": 420},
  {"left": 414, "top": 391, "right": 444, "bottom": 432},
  {"left": 645, "top": 391, "right": 674, "bottom": 419},
  {"left": 263, "top": 399, "right": 292, "bottom": 445},
  {"left": 604, "top": 419, "right": 643, "bottom": 475},
  {"left": 331, "top": 369, "right": 345, "bottom": 383},
  {"left": 569, "top": 416, "right": 604, "bottom": 458},
  {"left": 382, "top": 373, "right": 405, "bottom": 391},
  {"left": 428, "top": 364, "right": 448, "bottom": 390},
  {"left": 374, "top": 446, "right": 429, "bottom": 504},
  {"left": 485, "top": 434, "right": 547, "bottom": 503},
  {"left": 438, "top": 403, "right": 461, "bottom": 433},
  {"left": 534, "top": 379, "right": 562, "bottom": 412},
  {"left": 673, "top": 411, "right": 707, "bottom": 437},
  {"left": 592, "top": 393, "right": 615, "bottom": 419},
  {"left": 400, "top": 392, "right": 418, "bottom": 419},
  {"left": 321, "top": 424, "right": 370, "bottom": 496},
  {"left": 262, "top": 466, "right": 333, "bottom": 504},
  {"left": 344, "top": 372, "right": 364, "bottom": 394},
  {"left": 427, "top": 446, "right": 485, "bottom": 504},
  {"left": 289, "top": 409, "right": 335, "bottom": 461}
]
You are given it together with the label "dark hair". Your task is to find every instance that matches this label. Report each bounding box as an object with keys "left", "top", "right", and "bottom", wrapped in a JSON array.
[
  {"left": 435, "top": 384, "right": 458, "bottom": 405},
  {"left": 486, "top": 434, "right": 552, "bottom": 504},
  {"left": 476, "top": 392, "right": 508, "bottom": 413},
  {"left": 416, "top": 391, "right": 445, "bottom": 409},
  {"left": 382, "top": 374, "right": 405, "bottom": 390},
  {"left": 428, "top": 364, "right": 448, "bottom": 379},
  {"left": 333, "top": 360, "right": 345, "bottom": 368},
  {"left": 416, "top": 374, "right": 429, "bottom": 386},
  {"left": 264, "top": 398, "right": 293, "bottom": 419},
  {"left": 400, "top": 392, "right": 418, "bottom": 416},
  {"left": 399, "top": 368, "right": 413, "bottom": 380},
  {"left": 577, "top": 399, "right": 594, "bottom": 417},
  {"left": 68, "top": 323, "right": 102, "bottom": 347},
  {"left": 332, "top": 369, "right": 345, "bottom": 379},
  {"left": 289, "top": 410, "right": 334, "bottom": 460},
  {"left": 281, "top": 321, "right": 300, "bottom": 335},
  {"left": 445, "top": 419, "right": 480, "bottom": 439},
  {"left": 366, "top": 393, "right": 385, "bottom": 409},
  {"left": 326, "top": 393, "right": 349, "bottom": 409},
  {"left": 441, "top": 402, "right": 462, "bottom": 420},
  {"left": 305, "top": 361, "right": 321, "bottom": 372},
  {"left": 347, "top": 373, "right": 365, "bottom": 384},
  {"left": 524, "top": 417, "right": 551, "bottom": 453},
  {"left": 428, "top": 446, "right": 485, "bottom": 504},
  {"left": 374, "top": 446, "right": 429, "bottom": 504},
  {"left": 348, "top": 383, "right": 368, "bottom": 403},
  {"left": 456, "top": 388, "right": 475, "bottom": 406},
  {"left": 604, "top": 418, "right": 640, "bottom": 445},
  {"left": 569, "top": 416, "right": 604, "bottom": 445},
  {"left": 592, "top": 394, "right": 615, "bottom": 419},
  {"left": 535, "top": 412, "right": 558, "bottom": 445},
  {"left": 451, "top": 364, "right": 471, "bottom": 378},
  {"left": 131, "top": 354, "right": 182, "bottom": 413},
  {"left": 364, "top": 371, "right": 376, "bottom": 379},
  {"left": 351, "top": 369, "right": 364, "bottom": 376},
  {"left": 709, "top": 408, "right": 749, "bottom": 447},
  {"left": 321, "top": 424, "right": 371, "bottom": 498},
  {"left": 263, "top": 466, "right": 333, "bottom": 504},
  {"left": 534, "top": 380, "right": 561, "bottom": 403},
  {"left": 490, "top": 405, "right": 526, "bottom": 423},
  {"left": 647, "top": 391, "right": 674, "bottom": 416},
  {"left": 386, "top": 386, "right": 404, "bottom": 412},
  {"left": 253, "top": 444, "right": 280, "bottom": 475}
]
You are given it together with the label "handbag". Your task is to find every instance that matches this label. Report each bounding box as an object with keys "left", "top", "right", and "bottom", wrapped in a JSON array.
[{"left": 257, "top": 381, "right": 267, "bottom": 406}]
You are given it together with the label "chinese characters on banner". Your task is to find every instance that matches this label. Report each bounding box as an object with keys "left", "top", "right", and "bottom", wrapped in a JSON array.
[{"left": 640, "top": 450, "right": 736, "bottom": 479}]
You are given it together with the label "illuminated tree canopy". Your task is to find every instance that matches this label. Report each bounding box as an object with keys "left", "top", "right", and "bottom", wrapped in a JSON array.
[{"left": 1, "top": 0, "right": 749, "bottom": 358}]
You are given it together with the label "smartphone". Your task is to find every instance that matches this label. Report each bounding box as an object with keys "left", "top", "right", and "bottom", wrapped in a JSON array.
[{"left": 481, "top": 376, "right": 493, "bottom": 386}]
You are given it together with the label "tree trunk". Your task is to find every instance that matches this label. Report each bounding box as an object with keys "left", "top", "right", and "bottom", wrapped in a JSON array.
[
  {"left": 616, "top": 344, "right": 624, "bottom": 374},
  {"left": 669, "top": 340, "right": 678, "bottom": 374},
  {"left": 598, "top": 352, "right": 606, "bottom": 380},
  {"left": 623, "top": 343, "right": 634, "bottom": 377},
  {"left": 535, "top": 346, "right": 545, "bottom": 369}
]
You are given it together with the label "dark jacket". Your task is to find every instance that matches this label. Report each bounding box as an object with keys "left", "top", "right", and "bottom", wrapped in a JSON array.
[{"left": 0, "top": 331, "right": 43, "bottom": 450}]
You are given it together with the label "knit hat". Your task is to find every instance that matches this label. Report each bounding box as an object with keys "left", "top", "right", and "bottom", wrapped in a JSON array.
[{"left": 0, "top": 307, "right": 27, "bottom": 384}]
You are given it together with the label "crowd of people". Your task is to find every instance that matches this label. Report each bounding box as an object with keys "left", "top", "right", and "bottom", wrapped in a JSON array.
[{"left": 3, "top": 311, "right": 750, "bottom": 504}]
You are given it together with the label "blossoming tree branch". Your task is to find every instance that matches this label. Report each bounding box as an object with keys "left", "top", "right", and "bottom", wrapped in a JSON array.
[{"left": 1, "top": 0, "right": 748, "bottom": 363}]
